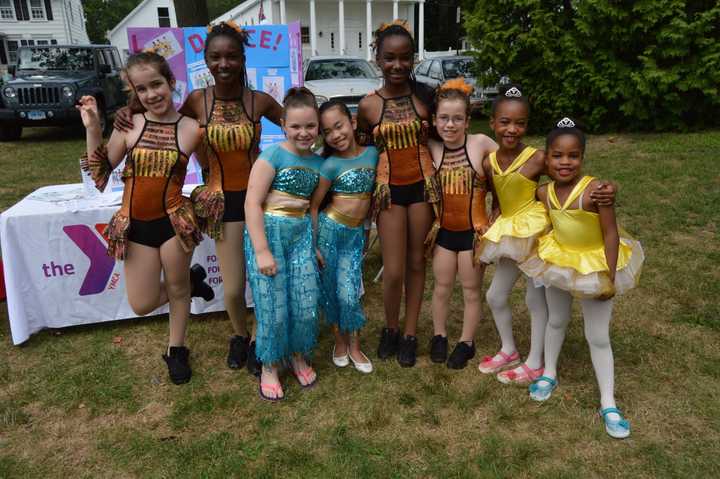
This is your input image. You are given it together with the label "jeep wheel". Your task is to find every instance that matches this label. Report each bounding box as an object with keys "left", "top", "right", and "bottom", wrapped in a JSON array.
[{"left": 0, "top": 124, "right": 22, "bottom": 141}]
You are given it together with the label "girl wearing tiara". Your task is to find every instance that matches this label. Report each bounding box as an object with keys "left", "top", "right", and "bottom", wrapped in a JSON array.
[
  {"left": 424, "top": 79, "right": 497, "bottom": 368},
  {"left": 244, "top": 87, "right": 323, "bottom": 401},
  {"left": 520, "top": 119, "right": 643, "bottom": 438},
  {"left": 357, "top": 20, "right": 438, "bottom": 367},
  {"left": 477, "top": 86, "right": 616, "bottom": 384}
]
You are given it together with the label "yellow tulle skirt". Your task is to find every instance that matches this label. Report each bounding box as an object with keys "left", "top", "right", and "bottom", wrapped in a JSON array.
[
  {"left": 519, "top": 231, "right": 644, "bottom": 298},
  {"left": 477, "top": 201, "right": 549, "bottom": 263}
]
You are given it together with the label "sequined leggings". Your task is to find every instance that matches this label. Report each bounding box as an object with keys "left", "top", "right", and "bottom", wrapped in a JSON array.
[
  {"left": 244, "top": 214, "right": 320, "bottom": 365},
  {"left": 317, "top": 213, "right": 366, "bottom": 334}
]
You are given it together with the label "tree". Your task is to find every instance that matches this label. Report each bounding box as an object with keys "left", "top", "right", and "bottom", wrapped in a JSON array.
[
  {"left": 82, "top": 0, "right": 142, "bottom": 44},
  {"left": 463, "top": 0, "right": 720, "bottom": 132},
  {"left": 173, "top": 0, "right": 208, "bottom": 27}
]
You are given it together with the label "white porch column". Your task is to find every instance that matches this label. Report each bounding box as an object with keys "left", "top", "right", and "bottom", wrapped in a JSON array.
[
  {"left": 366, "top": 0, "right": 373, "bottom": 61},
  {"left": 280, "top": 0, "right": 286, "bottom": 24},
  {"left": 339, "top": 1, "right": 346, "bottom": 55},
  {"left": 418, "top": 0, "right": 425, "bottom": 60},
  {"left": 393, "top": 0, "right": 399, "bottom": 19},
  {"left": 266, "top": 0, "right": 274, "bottom": 23},
  {"left": 310, "top": 0, "right": 317, "bottom": 56}
]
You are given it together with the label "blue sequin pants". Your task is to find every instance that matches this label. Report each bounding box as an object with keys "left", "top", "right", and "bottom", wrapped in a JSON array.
[
  {"left": 317, "top": 212, "right": 367, "bottom": 333},
  {"left": 244, "top": 213, "right": 320, "bottom": 365}
]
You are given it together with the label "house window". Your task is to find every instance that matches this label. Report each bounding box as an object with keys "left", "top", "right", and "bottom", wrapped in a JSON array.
[
  {"left": 301, "top": 26, "right": 309, "bottom": 44},
  {"left": 330, "top": 32, "right": 334, "bottom": 50},
  {"left": 7, "top": 40, "right": 18, "bottom": 63},
  {"left": 20, "top": 39, "right": 35, "bottom": 46},
  {"left": 158, "top": 7, "right": 170, "bottom": 27},
  {"left": 358, "top": 32, "right": 362, "bottom": 49},
  {"left": 29, "top": 0, "right": 45, "bottom": 20},
  {"left": 36, "top": 39, "right": 49, "bottom": 45},
  {"left": 0, "top": 0, "right": 15, "bottom": 20}
]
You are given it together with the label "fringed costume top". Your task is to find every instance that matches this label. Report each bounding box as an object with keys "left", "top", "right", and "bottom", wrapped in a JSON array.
[
  {"left": 82, "top": 115, "right": 201, "bottom": 259},
  {"left": 371, "top": 94, "right": 439, "bottom": 217},
  {"left": 520, "top": 176, "right": 644, "bottom": 298},
  {"left": 320, "top": 146, "right": 378, "bottom": 227},
  {"left": 424, "top": 138, "right": 489, "bottom": 260},
  {"left": 477, "top": 146, "right": 549, "bottom": 263},
  {"left": 191, "top": 88, "right": 262, "bottom": 239}
]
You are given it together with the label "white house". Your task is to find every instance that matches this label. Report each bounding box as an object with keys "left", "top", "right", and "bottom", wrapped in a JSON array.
[
  {"left": 107, "top": 0, "right": 178, "bottom": 60},
  {"left": 215, "top": 0, "right": 428, "bottom": 60},
  {"left": 0, "top": 0, "right": 89, "bottom": 71}
]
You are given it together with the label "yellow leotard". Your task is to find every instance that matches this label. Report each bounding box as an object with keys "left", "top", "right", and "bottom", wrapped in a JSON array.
[
  {"left": 520, "top": 176, "right": 644, "bottom": 298},
  {"left": 477, "top": 146, "right": 549, "bottom": 263}
]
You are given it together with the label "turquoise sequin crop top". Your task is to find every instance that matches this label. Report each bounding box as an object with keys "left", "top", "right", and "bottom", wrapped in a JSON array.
[
  {"left": 320, "top": 146, "right": 378, "bottom": 195},
  {"left": 259, "top": 143, "right": 323, "bottom": 198}
]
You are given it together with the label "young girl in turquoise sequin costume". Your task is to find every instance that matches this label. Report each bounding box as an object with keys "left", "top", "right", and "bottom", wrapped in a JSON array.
[
  {"left": 244, "top": 87, "right": 324, "bottom": 401},
  {"left": 310, "top": 100, "right": 378, "bottom": 374}
]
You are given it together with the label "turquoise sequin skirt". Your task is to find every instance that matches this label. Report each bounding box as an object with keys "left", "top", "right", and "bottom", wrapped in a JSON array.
[
  {"left": 244, "top": 213, "right": 320, "bottom": 365},
  {"left": 317, "top": 212, "right": 367, "bottom": 333}
]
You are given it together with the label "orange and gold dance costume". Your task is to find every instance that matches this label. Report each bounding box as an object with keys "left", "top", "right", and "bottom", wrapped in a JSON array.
[
  {"left": 520, "top": 176, "right": 644, "bottom": 298},
  {"left": 477, "top": 147, "right": 549, "bottom": 263},
  {"left": 82, "top": 116, "right": 202, "bottom": 259},
  {"left": 371, "top": 94, "right": 439, "bottom": 216},
  {"left": 425, "top": 139, "right": 489, "bottom": 258},
  {"left": 191, "top": 89, "right": 262, "bottom": 239}
]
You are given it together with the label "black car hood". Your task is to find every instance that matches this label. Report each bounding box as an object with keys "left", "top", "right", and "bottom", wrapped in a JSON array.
[{"left": 9, "top": 71, "right": 96, "bottom": 85}]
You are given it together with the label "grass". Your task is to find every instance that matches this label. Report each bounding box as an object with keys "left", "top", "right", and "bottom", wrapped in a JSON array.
[{"left": 1, "top": 126, "right": 719, "bottom": 478}]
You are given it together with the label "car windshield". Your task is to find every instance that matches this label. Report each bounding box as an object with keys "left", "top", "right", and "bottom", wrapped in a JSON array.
[
  {"left": 18, "top": 47, "right": 95, "bottom": 71},
  {"left": 305, "top": 60, "right": 376, "bottom": 81},
  {"left": 442, "top": 59, "right": 473, "bottom": 79}
]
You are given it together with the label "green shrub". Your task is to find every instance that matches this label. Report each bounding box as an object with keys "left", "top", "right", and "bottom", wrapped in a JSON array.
[{"left": 463, "top": 0, "right": 720, "bottom": 132}]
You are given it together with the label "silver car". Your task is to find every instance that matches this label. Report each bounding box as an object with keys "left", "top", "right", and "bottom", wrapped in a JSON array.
[
  {"left": 303, "top": 56, "right": 382, "bottom": 113},
  {"left": 414, "top": 55, "right": 506, "bottom": 113}
]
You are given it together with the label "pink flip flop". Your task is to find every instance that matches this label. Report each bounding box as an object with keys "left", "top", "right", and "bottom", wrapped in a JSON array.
[
  {"left": 293, "top": 367, "right": 318, "bottom": 389},
  {"left": 258, "top": 381, "right": 285, "bottom": 402}
]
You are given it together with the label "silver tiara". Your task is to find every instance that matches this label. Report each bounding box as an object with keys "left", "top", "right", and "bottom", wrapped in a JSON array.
[
  {"left": 557, "top": 117, "right": 575, "bottom": 128},
  {"left": 505, "top": 87, "right": 522, "bottom": 98}
]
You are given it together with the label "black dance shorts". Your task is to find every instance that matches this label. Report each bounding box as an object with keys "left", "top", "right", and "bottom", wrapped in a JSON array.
[
  {"left": 222, "top": 190, "right": 247, "bottom": 222},
  {"left": 389, "top": 180, "right": 425, "bottom": 206},
  {"left": 436, "top": 228, "right": 474, "bottom": 252},
  {"left": 128, "top": 216, "right": 176, "bottom": 248}
]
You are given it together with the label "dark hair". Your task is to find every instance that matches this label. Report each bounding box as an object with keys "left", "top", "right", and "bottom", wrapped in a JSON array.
[
  {"left": 491, "top": 84, "right": 530, "bottom": 117},
  {"left": 282, "top": 86, "right": 319, "bottom": 119},
  {"left": 372, "top": 23, "right": 435, "bottom": 111},
  {"left": 205, "top": 22, "right": 251, "bottom": 88},
  {"left": 124, "top": 51, "right": 175, "bottom": 112},
  {"left": 546, "top": 118, "right": 587, "bottom": 153},
  {"left": 319, "top": 99, "right": 354, "bottom": 158},
  {"left": 436, "top": 79, "right": 473, "bottom": 117}
]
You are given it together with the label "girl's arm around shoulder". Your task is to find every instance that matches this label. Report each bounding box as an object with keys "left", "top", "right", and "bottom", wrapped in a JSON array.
[
  {"left": 177, "top": 116, "right": 203, "bottom": 155},
  {"left": 468, "top": 133, "right": 498, "bottom": 172},
  {"left": 357, "top": 94, "right": 382, "bottom": 135},
  {"left": 427, "top": 138, "right": 443, "bottom": 169},
  {"left": 179, "top": 89, "right": 205, "bottom": 119},
  {"left": 526, "top": 148, "right": 546, "bottom": 181},
  {"left": 254, "top": 90, "right": 283, "bottom": 126},
  {"left": 535, "top": 183, "right": 549, "bottom": 206}
]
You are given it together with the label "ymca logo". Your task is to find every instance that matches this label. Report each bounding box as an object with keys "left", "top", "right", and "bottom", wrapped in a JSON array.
[{"left": 61, "top": 224, "right": 116, "bottom": 296}]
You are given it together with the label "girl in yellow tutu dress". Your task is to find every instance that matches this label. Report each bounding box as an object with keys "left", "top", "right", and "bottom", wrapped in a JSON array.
[
  {"left": 476, "top": 87, "right": 615, "bottom": 385},
  {"left": 520, "top": 118, "right": 643, "bottom": 439}
]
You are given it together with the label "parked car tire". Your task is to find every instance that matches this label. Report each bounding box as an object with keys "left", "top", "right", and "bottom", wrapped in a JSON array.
[{"left": 0, "top": 124, "right": 22, "bottom": 141}]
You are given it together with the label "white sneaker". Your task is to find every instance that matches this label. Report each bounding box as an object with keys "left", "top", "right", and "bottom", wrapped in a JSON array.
[{"left": 332, "top": 345, "right": 350, "bottom": 367}]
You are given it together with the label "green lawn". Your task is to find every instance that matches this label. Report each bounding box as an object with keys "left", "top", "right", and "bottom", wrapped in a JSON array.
[{"left": 1, "top": 126, "right": 719, "bottom": 478}]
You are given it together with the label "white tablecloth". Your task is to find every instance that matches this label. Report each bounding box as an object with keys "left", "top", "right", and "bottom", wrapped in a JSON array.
[{"left": 1, "top": 184, "right": 228, "bottom": 345}]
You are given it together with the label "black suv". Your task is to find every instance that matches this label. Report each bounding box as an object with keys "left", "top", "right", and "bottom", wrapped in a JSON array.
[{"left": 0, "top": 45, "right": 126, "bottom": 141}]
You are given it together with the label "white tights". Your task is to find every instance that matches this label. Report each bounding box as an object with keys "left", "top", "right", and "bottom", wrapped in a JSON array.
[
  {"left": 544, "top": 286, "right": 616, "bottom": 410},
  {"left": 485, "top": 257, "right": 548, "bottom": 369}
]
